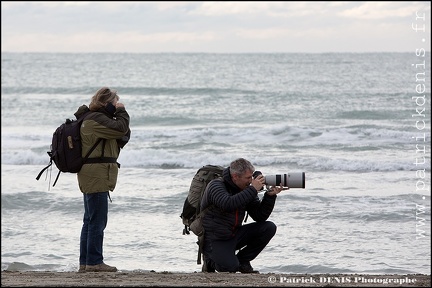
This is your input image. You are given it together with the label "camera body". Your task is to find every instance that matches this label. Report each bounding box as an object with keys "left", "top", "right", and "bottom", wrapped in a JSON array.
[{"left": 253, "top": 171, "right": 305, "bottom": 189}]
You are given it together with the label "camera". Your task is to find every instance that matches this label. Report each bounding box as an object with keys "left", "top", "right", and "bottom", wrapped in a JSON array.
[{"left": 253, "top": 171, "right": 305, "bottom": 189}]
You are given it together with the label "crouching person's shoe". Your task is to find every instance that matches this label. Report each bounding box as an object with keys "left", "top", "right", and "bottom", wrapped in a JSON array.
[
  {"left": 201, "top": 255, "right": 215, "bottom": 273},
  {"left": 238, "top": 262, "right": 259, "bottom": 274},
  {"left": 85, "top": 262, "right": 118, "bottom": 272}
]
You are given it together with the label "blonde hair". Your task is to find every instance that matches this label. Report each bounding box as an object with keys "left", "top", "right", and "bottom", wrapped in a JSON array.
[{"left": 89, "top": 87, "right": 119, "bottom": 111}]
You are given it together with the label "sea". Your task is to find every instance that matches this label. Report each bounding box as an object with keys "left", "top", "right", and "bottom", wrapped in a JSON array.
[{"left": 1, "top": 52, "right": 431, "bottom": 275}]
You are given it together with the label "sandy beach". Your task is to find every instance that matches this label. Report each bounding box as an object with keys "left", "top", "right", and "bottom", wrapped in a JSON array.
[{"left": 1, "top": 271, "right": 430, "bottom": 287}]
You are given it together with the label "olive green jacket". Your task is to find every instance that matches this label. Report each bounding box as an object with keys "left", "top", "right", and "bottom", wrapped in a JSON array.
[{"left": 75, "top": 104, "right": 130, "bottom": 193}]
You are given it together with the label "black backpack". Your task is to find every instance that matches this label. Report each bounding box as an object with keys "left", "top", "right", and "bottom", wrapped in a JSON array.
[
  {"left": 180, "top": 164, "right": 224, "bottom": 264},
  {"left": 36, "top": 111, "right": 116, "bottom": 187}
]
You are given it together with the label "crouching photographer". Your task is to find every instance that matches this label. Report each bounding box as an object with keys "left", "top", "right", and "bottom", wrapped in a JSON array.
[{"left": 199, "top": 158, "right": 285, "bottom": 274}]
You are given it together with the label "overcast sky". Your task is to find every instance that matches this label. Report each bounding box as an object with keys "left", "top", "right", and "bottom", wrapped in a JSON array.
[{"left": 1, "top": 1, "right": 430, "bottom": 53}]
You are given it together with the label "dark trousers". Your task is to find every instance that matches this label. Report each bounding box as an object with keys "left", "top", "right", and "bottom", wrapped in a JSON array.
[
  {"left": 79, "top": 192, "right": 109, "bottom": 266},
  {"left": 204, "top": 221, "right": 277, "bottom": 272}
]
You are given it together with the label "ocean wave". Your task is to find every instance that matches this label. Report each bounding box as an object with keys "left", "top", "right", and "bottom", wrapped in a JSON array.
[
  {"left": 3, "top": 123, "right": 428, "bottom": 173},
  {"left": 2, "top": 149, "right": 427, "bottom": 173}
]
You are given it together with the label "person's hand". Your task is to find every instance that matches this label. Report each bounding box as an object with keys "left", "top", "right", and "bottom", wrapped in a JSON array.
[
  {"left": 266, "top": 183, "right": 286, "bottom": 196},
  {"left": 251, "top": 175, "right": 265, "bottom": 192}
]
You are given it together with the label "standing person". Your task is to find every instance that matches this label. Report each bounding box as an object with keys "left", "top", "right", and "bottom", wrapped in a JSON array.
[
  {"left": 76, "top": 87, "right": 131, "bottom": 272},
  {"left": 200, "top": 158, "right": 284, "bottom": 273}
]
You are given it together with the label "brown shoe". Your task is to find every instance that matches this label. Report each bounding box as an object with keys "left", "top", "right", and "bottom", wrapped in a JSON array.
[
  {"left": 78, "top": 265, "right": 86, "bottom": 273},
  {"left": 85, "top": 262, "right": 117, "bottom": 272}
]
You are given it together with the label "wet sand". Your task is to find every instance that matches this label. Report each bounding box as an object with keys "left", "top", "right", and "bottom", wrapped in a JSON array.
[{"left": 1, "top": 271, "right": 430, "bottom": 287}]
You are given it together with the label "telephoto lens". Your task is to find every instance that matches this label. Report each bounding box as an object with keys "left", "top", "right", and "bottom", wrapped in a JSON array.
[
  {"left": 253, "top": 171, "right": 305, "bottom": 189},
  {"left": 265, "top": 172, "right": 305, "bottom": 188}
]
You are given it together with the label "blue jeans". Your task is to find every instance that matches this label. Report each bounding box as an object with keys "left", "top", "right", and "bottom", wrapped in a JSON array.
[{"left": 79, "top": 192, "right": 109, "bottom": 266}]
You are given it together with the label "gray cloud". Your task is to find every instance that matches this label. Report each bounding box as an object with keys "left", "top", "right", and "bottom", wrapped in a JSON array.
[{"left": 1, "top": 1, "right": 430, "bottom": 53}]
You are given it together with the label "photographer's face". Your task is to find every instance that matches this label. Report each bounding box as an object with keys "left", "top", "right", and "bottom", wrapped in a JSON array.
[{"left": 233, "top": 170, "right": 254, "bottom": 190}]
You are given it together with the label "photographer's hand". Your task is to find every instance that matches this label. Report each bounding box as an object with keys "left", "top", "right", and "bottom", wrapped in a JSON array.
[
  {"left": 251, "top": 175, "right": 265, "bottom": 192},
  {"left": 266, "top": 183, "right": 286, "bottom": 196}
]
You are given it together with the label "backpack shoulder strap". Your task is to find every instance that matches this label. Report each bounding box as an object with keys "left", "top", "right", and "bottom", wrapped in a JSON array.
[
  {"left": 80, "top": 113, "right": 117, "bottom": 166},
  {"left": 197, "top": 235, "right": 205, "bottom": 265},
  {"left": 83, "top": 138, "right": 103, "bottom": 160},
  {"left": 35, "top": 160, "right": 53, "bottom": 181}
]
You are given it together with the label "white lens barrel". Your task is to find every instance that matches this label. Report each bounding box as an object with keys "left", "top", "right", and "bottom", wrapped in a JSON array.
[{"left": 265, "top": 172, "right": 305, "bottom": 188}]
